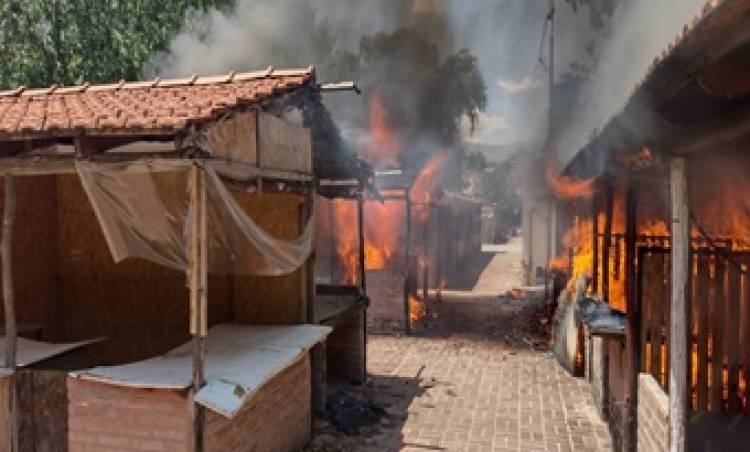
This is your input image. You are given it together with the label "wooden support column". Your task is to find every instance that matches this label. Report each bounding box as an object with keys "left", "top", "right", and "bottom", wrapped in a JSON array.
[
  {"left": 624, "top": 183, "right": 640, "bottom": 452},
  {"left": 435, "top": 204, "right": 443, "bottom": 303},
  {"left": 669, "top": 158, "right": 689, "bottom": 452},
  {"left": 358, "top": 188, "right": 367, "bottom": 296},
  {"left": 403, "top": 196, "right": 412, "bottom": 335},
  {"left": 602, "top": 180, "right": 614, "bottom": 303},
  {"left": 422, "top": 206, "right": 429, "bottom": 304},
  {"left": 592, "top": 184, "right": 600, "bottom": 294},
  {"left": 3, "top": 175, "right": 17, "bottom": 452},
  {"left": 301, "top": 190, "right": 315, "bottom": 324},
  {"left": 189, "top": 164, "right": 207, "bottom": 452}
]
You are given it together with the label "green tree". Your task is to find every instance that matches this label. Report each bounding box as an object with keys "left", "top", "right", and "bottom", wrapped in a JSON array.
[{"left": 0, "top": 0, "right": 234, "bottom": 89}]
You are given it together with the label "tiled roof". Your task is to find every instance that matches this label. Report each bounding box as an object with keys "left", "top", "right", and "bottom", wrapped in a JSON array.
[{"left": 0, "top": 67, "right": 315, "bottom": 140}]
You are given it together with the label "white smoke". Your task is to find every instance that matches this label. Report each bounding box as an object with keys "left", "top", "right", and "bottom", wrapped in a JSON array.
[{"left": 554, "top": 0, "right": 709, "bottom": 170}]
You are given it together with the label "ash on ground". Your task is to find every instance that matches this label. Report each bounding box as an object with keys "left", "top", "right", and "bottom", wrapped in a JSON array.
[{"left": 326, "top": 390, "right": 384, "bottom": 435}]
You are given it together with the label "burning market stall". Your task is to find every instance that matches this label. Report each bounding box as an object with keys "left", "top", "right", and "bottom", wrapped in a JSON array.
[
  {"left": 0, "top": 67, "right": 357, "bottom": 452},
  {"left": 552, "top": 1, "right": 750, "bottom": 451},
  {"left": 313, "top": 177, "right": 369, "bottom": 395}
]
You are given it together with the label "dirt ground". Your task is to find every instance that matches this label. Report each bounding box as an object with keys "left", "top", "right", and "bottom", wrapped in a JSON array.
[{"left": 307, "top": 237, "right": 611, "bottom": 452}]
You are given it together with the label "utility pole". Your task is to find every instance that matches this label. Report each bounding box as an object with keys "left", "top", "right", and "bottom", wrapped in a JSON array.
[{"left": 544, "top": 0, "right": 556, "bottom": 303}]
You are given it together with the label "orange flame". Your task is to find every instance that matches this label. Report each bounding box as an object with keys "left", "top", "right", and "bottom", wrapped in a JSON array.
[
  {"left": 360, "top": 87, "right": 401, "bottom": 168},
  {"left": 364, "top": 200, "right": 404, "bottom": 270},
  {"left": 411, "top": 152, "right": 449, "bottom": 204},
  {"left": 545, "top": 165, "right": 595, "bottom": 200},
  {"left": 331, "top": 199, "right": 359, "bottom": 284},
  {"left": 409, "top": 295, "right": 426, "bottom": 326}
]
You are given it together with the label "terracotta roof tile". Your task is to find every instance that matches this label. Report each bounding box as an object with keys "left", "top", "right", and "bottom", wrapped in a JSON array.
[{"left": 0, "top": 67, "right": 314, "bottom": 140}]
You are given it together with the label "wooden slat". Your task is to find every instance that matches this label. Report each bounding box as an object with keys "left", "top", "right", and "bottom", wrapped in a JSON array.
[
  {"left": 669, "top": 157, "right": 689, "bottom": 452},
  {"left": 651, "top": 253, "right": 666, "bottom": 385},
  {"left": 2, "top": 175, "right": 18, "bottom": 452},
  {"left": 743, "top": 256, "right": 750, "bottom": 415},
  {"left": 727, "top": 259, "right": 741, "bottom": 413},
  {"left": 664, "top": 253, "right": 672, "bottom": 392},
  {"left": 696, "top": 253, "right": 710, "bottom": 412},
  {"left": 640, "top": 249, "right": 650, "bottom": 372},
  {"left": 711, "top": 256, "right": 726, "bottom": 412}
]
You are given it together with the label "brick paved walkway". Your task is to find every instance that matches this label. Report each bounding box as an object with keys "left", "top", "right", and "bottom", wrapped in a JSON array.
[
  {"left": 308, "top": 240, "right": 612, "bottom": 452},
  {"left": 364, "top": 333, "right": 612, "bottom": 452}
]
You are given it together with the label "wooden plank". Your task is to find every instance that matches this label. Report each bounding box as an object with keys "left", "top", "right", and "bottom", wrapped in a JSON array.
[
  {"left": 602, "top": 181, "right": 613, "bottom": 303},
  {"left": 696, "top": 253, "right": 710, "bottom": 412},
  {"left": 2, "top": 175, "right": 17, "bottom": 452},
  {"left": 623, "top": 184, "right": 639, "bottom": 452},
  {"left": 669, "top": 157, "right": 689, "bottom": 452},
  {"left": 639, "top": 248, "right": 650, "bottom": 372},
  {"left": 207, "top": 111, "right": 258, "bottom": 165},
  {"left": 665, "top": 253, "right": 672, "bottom": 392},
  {"left": 189, "top": 164, "right": 205, "bottom": 452},
  {"left": 358, "top": 189, "right": 366, "bottom": 296},
  {"left": 712, "top": 256, "right": 726, "bottom": 412},
  {"left": 727, "top": 259, "right": 741, "bottom": 413},
  {"left": 592, "top": 190, "right": 599, "bottom": 294},
  {"left": 743, "top": 255, "right": 750, "bottom": 415},
  {"left": 649, "top": 253, "right": 664, "bottom": 383},
  {"left": 403, "top": 198, "right": 412, "bottom": 335},
  {"left": 258, "top": 112, "right": 312, "bottom": 173}
]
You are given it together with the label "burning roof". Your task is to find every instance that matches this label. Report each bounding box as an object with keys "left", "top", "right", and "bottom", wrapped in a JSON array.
[{"left": 565, "top": 0, "right": 750, "bottom": 178}]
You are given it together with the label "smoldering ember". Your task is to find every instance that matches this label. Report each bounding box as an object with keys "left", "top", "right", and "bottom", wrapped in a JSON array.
[{"left": 0, "top": 1, "right": 749, "bottom": 452}]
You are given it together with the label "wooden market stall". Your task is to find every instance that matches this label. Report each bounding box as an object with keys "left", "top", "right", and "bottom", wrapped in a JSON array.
[
  {"left": 555, "top": 1, "right": 750, "bottom": 451},
  {"left": 0, "top": 67, "right": 362, "bottom": 452}
]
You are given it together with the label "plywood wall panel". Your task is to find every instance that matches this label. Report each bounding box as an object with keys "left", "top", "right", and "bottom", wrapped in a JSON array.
[{"left": 230, "top": 192, "right": 306, "bottom": 324}]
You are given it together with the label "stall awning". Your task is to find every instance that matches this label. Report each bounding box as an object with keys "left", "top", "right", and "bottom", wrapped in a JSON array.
[{"left": 70, "top": 324, "right": 331, "bottom": 418}]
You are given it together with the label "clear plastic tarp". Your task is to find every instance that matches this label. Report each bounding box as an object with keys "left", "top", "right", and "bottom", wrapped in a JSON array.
[{"left": 76, "top": 160, "right": 312, "bottom": 276}]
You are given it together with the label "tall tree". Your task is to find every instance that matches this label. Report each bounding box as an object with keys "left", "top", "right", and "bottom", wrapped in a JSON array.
[{"left": 0, "top": 0, "right": 234, "bottom": 89}]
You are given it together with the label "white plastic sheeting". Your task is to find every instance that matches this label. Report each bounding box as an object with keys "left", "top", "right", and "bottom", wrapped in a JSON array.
[
  {"left": 0, "top": 337, "right": 104, "bottom": 368},
  {"left": 76, "top": 160, "right": 313, "bottom": 275},
  {"left": 71, "top": 324, "right": 331, "bottom": 418}
]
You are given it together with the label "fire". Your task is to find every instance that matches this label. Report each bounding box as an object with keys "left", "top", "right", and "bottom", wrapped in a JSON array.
[
  {"left": 411, "top": 152, "right": 450, "bottom": 204},
  {"left": 549, "top": 216, "right": 595, "bottom": 285},
  {"left": 545, "top": 165, "right": 595, "bottom": 200},
  {"left": 409, "top": 295, "right": 426, "bottom": 326},
  {"left": 327, "top": 199, "right": 359, "bottom": 284},
  {"left": 364, "top": 200, "right": 404, "bottom": 270},
  {"left": 360, "top": 87, "right": 401, "bottom": 168}
]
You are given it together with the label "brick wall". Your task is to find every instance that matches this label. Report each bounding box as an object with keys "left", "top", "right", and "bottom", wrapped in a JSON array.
[
  {"left": 205, "top": 353, "right": 311, "bottom": 452},
  {"left": 367, "top": 270, "right": 405, "bottom": 333},
  {"left": 68, "top": 353, "right": 312, "bottom": 452},
  {"left": 326, "top": 308, "right": 366, "bottom": 384},
  {"left": 586, "top": 333, "right": 608, "bottom": 418},
  {"left": 638, "top": 373, "right": 669, "bottom": 452},
  {"left": 68, "top": 378, "right": 192, "bottom": 451}
]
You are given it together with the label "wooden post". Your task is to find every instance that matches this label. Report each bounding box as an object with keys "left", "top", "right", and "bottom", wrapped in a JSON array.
[
  {"left": 435, "top": 204, "right": 443, "bottom": 303},
  {"left": 3, "top": 175, "right": 17, "bottom": 452},
  {"left": 592, "top": 186, "right": 600, "bottom": 295},
  {"left": 624, "top": 183, "right": 640, "bottom": 452},
  {"left": 358, "top": 188, "right": 367, "bottom": 296},
  {"left": 301, "top": 190, "right": 315, "bottom": 324},
  {"left": 329, "top": 201, "right": 336, "bottom": 283},
  {"left": 403, "top": 196, "right": 412, "bottom": 335},
  {"left": 670, "top": 158, "right": 689, "bottom": 452},
  {"left": 422, "top": 206, "right": 429, "bottom": 304},
  {"left": 189, "top": 164, "right": 207, "bottom": 452},
  {"left": 602, "top": 180, "right": 614, "bottom": 303}
]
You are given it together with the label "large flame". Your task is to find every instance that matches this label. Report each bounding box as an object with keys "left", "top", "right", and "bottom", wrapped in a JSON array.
[
  {"left": 545, "top": 165, "right": 595, "bottom": 200},
  {"left": 364, "top": 200, "right": 404, "bottom": 270},
  {"left": 360, "top": 87, "right": 401, "bottom": 168},
  {"left": 411, "top": 152, "right": 450, "bottom": 204}
]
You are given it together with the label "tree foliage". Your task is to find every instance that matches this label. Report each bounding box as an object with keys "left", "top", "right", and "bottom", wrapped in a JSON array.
[
  {"left": 0, "top": 0, "right": 233, "bottom": 89},
  {"left": 354, "top": 28, "right": 486, "bottom": 154}
]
